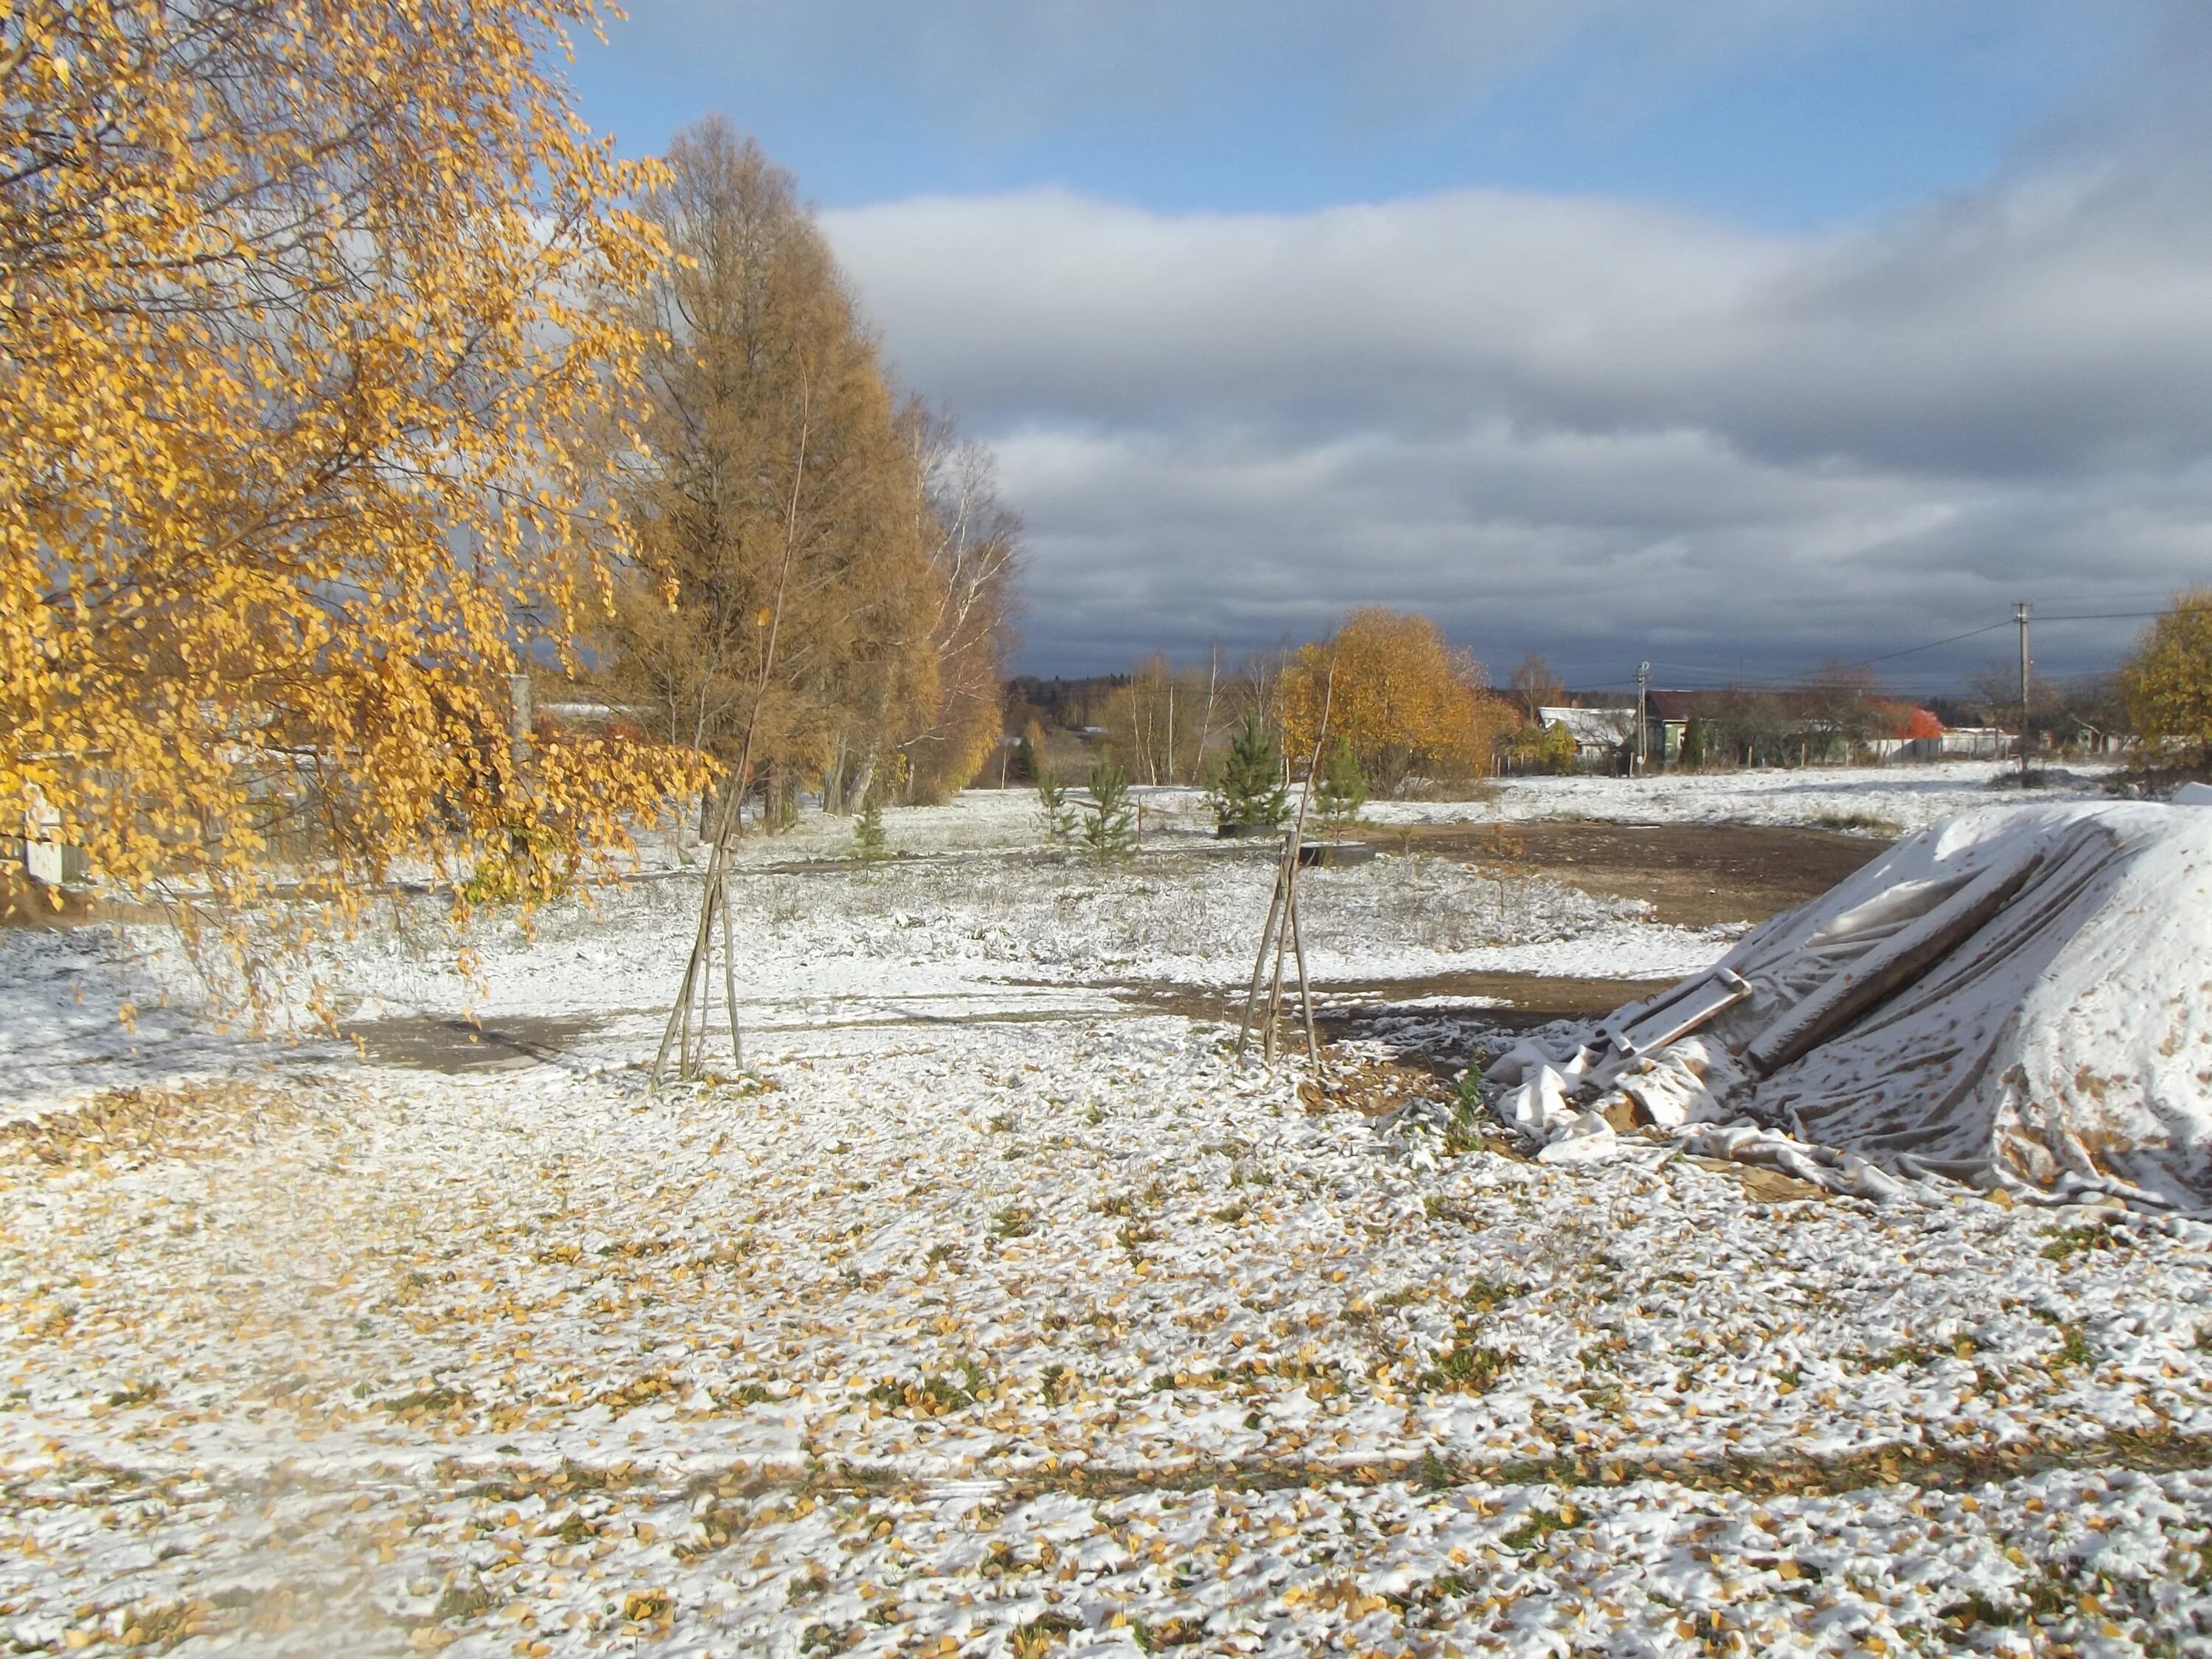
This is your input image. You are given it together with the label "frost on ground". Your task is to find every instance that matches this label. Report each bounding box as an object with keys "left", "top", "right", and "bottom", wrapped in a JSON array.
[
  {"left": 1366, "top": 759, "right": 2121, "bottom": 837},
  {"left": 5, "top": 1029, "right": 2212, "bottom": 1657},
  {"left": 2, "top": 775, "right": 2210, "bottom": 1656}
]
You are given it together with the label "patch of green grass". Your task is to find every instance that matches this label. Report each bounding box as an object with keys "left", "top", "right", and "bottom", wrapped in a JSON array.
[
  {"left": 867, "top": 1370, "right": 981, "bottom": 1416},
  {"left": 1857, "top": 1342, "right": 1945, "bottom": 1372},
  {"left": 1116, "top": 1220, "right": 1159, "bottom": 1253},
  {"left": 1461, "top": 1277, "right": 1523, "bottom": 1312},
  {"left": 2041, "top": 1222, "right": 2129, "bottom": 1264},
  {"left": 1211, "top": 1200, "right": 1248, "bottom": 1225},
  {"left": 380, "top": 1385, "right": 467, "bottom": 1415},
  {"left": 1128, "top": 1616, "right": 1206, "bottom": 1652},
  {"left": 433, "top": 1579, "right": 493, "bottom": 1622},
  {"left": 1413, "top": 1451, "right": 1457, "bottom": 1492},
  {"left": 1416, "top": 1343, "right": 1514, "bottom": 1395},
  {"left": 991, "top": 1205, "right": 1036, "bottom": 1239},
  {"left": 1010, "top": 1611, "right": 1079, "bottom": 1658},
  {"left": 1500, "top": 1503, "right": 1581, "bottom": 1551}
]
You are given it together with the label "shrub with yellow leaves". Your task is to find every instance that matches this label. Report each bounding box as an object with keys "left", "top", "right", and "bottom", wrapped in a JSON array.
[
  {"left": 1279, "top": 609, "right": 1503, "bottom": 796},
  {"left": 0, "top": 0, "right": 706, "bottom": 1006},
  {"left": 2119, "top": 588, "right": 2212, "bottom": 774}
]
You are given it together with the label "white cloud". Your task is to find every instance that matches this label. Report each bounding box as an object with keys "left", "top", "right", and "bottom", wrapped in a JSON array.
[{"left": 822, "top": 157, "right": 2212, "bottom": 680}]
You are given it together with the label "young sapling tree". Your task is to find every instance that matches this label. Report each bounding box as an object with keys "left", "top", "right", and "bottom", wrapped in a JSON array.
[
  {"left": 1204, "top": 713, "right": 1289, "bottom": 836},
  {"left": 1035, "top": 765, "right": 1078, "bottom": 845},
  {"left": 1081, "top": 751, "right": 1139, "bottom": 864},
  {"left": 853, "top": 790, "right": 888, "bottom": 860},
  {"left": 1315, "top": 736, "right": 1367, "bottom": 836}
]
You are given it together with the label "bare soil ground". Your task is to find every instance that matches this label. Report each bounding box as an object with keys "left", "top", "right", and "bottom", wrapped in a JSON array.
[
  {"left": 1374, "top": 818, "right": 1890, "bottom": 929},
  {"left": 1111, "top": 970, "right": 1679, "bottom": 1030}
]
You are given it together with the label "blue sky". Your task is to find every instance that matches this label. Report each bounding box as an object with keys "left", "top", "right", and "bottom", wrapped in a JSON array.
[
  {"left": 562, "top": 3, "right": 2210, "bottom": 688},
  {"left": 568, "top": 4, "right": 2124, "bottom": 226}
]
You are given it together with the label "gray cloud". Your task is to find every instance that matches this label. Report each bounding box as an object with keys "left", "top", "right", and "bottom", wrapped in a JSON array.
[{"left": 821, "top": 148, "right": 2212, "bottom": 682}]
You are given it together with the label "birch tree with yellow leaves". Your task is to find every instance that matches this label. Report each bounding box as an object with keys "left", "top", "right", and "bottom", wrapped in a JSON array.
[
  {"left": 1279, "top": 608, "right": 1503, "bottom": 796},
  {"left": 0, "top": 0, "right": 701, "bottom": 989}
]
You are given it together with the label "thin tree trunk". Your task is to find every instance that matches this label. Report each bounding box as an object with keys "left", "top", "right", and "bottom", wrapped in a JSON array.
[{"left": 652, "top": 379, "right": 813, "bottom": 1088}]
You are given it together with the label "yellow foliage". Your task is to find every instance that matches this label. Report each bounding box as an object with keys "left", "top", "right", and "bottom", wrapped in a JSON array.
[
  {"left": 0, "top": 0, "right": 704, "bottom": 984},
  {"left": 2119, "top": 588, "right": 2212, "bottom": 771},
  {"left": 1279, "top": 609, "right": 1501, "bottom": 794}
]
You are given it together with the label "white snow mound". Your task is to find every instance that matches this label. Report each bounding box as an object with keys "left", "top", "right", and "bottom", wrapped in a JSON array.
[{"left": 1493, "top": 802, "right": 2212, "bottom": 1208}]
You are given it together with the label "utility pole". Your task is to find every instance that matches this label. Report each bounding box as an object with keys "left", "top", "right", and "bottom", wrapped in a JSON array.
[
  {"left": 1635, "top": 661, "right": 1651, "bottom": 776},
  {"left": 2015, "top": 601, "right": 2031, "bottom": 782}
]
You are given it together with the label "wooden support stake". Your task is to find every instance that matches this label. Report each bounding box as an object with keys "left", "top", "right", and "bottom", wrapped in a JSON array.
[
  {"left": 1287, "top": 877, "right": 1319, "bottom": 1065},
  {"left": 719, "top": 875, "right": 742, "bottom": 1073},
  {"left": 651, "top": 381, "right": 814, "bottom": 1091},
  {"left": 1236, "top": 661, "right": 1334, "bottom": 1070},
  {"left": 1234, "top": 863, "right": 1287, "bottom": 1061}
]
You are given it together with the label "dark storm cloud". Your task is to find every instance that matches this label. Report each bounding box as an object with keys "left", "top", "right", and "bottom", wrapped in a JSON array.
[{"left": 819, "top": 152, "right": 2212, "bottom": 680}]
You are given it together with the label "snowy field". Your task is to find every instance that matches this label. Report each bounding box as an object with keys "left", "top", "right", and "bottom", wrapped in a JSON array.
[
  {"left": 4, "top": 762, "right": 2209, "bottom": 1657},
  {"left": 1369, "top": 758, "right": 2123, "bottom": 836}
]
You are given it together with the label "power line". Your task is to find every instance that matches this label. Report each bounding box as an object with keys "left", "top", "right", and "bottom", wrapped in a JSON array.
[
  {"left": 1858, "top": 620, "right": 2012, "bottom": 663},
  {"left": 2032, "top": 609, "right": 2167, "bottom": 622}
]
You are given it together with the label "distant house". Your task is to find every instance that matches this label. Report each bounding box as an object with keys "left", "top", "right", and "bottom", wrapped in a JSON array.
[
  {"left": 1640, "top": 689, "right": 1949, "bottom": 769},
  {"left": 1537, "top": 706, "right": 1635, "bottom": 771}
]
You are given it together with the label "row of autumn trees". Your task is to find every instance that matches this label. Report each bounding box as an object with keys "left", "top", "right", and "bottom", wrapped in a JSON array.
[
  {"left": 1062, "top": 609, "right": 1512, "bottom": 800},
  {"left": 1064, "top": 588, "right": 2212, "bottom": 794},
  {"left": 1, "top": 1, "right": 1011, "bottom": 924}
]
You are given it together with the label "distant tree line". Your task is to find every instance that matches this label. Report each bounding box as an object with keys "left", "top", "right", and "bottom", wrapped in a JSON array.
[{"left": 1006, "top": 586, "right": 2212, "bottom": 801}]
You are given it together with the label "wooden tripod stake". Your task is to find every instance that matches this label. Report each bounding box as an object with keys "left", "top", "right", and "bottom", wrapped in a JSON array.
[
  {"left": 650, "top": 383, "right": 813, "bottom": 1090},
  {"left": 1237, "top": 665, "right": 1334, "bottom": 1069}
]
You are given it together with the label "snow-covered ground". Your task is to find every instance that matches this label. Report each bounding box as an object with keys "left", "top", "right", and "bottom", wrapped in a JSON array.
[
  {"left": 3, "top": 765, "right": 2208, "bottom": 1657},
  {"left": 1368, "top": 758, "right": 2123, "bottom": 835}
]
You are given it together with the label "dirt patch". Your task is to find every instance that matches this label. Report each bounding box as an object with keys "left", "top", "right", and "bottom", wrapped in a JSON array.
[
  {"left": 1109, "top": 972, "right": 1678, "bottom": 1032},
  {"left": 1367, "top": 820, "right": 1890, "bottom": 931},
  {"left": 340, "top": 1013, "right": 609, "bottom": 1074}
]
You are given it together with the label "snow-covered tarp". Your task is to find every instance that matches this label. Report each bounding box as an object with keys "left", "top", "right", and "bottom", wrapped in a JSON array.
[{"left": 1490, "top": 800, "right": 2212, "bottom": 1210}]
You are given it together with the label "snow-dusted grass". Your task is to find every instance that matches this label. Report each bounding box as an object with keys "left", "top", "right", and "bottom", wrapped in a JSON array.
[
  {"left": 0, "top": 834, "right": 1728, "bottom": 1113},
  {"left": 1365, "top": 758, "right": 2120, "bottom": 835},
  {"left": 1, "top": 767, "right": 2205, "bottom": 1656},
  {"left": 3, "top": 1022, "right": 2210, "bottom": 1655}
]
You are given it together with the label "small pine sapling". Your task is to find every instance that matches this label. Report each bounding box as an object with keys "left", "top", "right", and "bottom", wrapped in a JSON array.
[
  {"left": 1203, "top": 712, "right": 1289, "bottom": 836},
  {"left": 1314, "top": 736, "right": 1367, "bottom": 835},
  {"left": 853, "top": 790, "right": 888, "bottom": 860},
  {"left": 1035, "top": 765, "right": 1077, "bottom": 844},
  {"left": 1081, "top": 751, "right": 1139, "bottom": 864}
]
